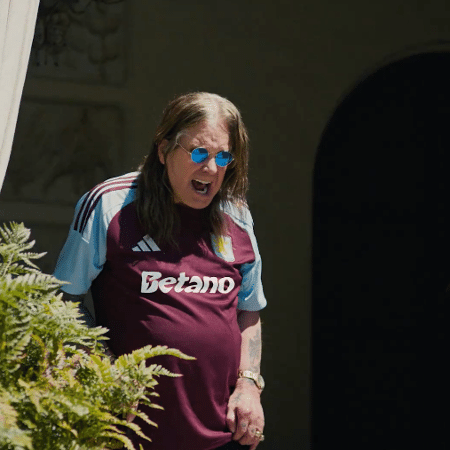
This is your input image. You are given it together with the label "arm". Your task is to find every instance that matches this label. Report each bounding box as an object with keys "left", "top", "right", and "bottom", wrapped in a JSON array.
[
  {"left": 237, "top": 309, "right": 262, "bottom": 373},
  {"left": 226, "top": 310, "right": 265, "bottom": 450}
]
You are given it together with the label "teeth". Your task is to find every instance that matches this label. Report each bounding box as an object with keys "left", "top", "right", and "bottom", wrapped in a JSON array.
[{"left": 194, "top": 179, "right": 211, "bottom": 185}]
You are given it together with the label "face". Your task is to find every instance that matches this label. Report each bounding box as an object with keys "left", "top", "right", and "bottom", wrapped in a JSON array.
[{"left": 158, "top": 120, "right": 230, "bottom": 209}]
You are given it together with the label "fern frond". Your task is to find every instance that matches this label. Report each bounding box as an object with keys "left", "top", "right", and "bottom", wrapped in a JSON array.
[
  {"left": 122, "top": 422, "right": 154, "bottom": 443},
  {"left": 5, "top": 330, "right": 32, "bottom": 364},
  {"left": 97, "top": 431, "right": 136, "bottom": 450},
  {"left": 146, "top": 363, "right": 184, "bottom": 378},
  {"left": 0, "top": 390, "right": 19, "bottom": 428},
  {"left": 0, "top": 222, "right": 32, "bottom": 245},
  {"left": 115, "top": 344, "right": 195, "bottom": 370},
  {"left": 0, "top": 426, "right": 33, "bottom": 450},
  {"left": 127, "top": 408, "right": 160, "bottom": 428},
  {"left": 2, "top": 272, "right": 61, "bottom": 297}
]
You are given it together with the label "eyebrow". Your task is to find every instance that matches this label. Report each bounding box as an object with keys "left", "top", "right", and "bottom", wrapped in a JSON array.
[{"left": 185, "top": 145, "right": 230, "bottom": 155}]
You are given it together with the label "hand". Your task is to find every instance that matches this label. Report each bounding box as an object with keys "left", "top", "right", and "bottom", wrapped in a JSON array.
[{"left": 226, "top": 378, "right": 265, "bottom": 450}]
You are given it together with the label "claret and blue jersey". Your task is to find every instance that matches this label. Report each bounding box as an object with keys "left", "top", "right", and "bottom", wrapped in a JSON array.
[{"left": 54, "top": 172, "right": 266, "bottom": 450}]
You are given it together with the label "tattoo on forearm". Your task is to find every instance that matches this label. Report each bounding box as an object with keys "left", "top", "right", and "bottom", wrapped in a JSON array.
[{"left": 248, "top": 328, "right": 261, "bottom": 372}]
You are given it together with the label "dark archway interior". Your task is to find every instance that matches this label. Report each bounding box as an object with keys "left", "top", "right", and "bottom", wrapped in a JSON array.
[{"left": 312, "top": 52, "right": 449, "bottom": 448}]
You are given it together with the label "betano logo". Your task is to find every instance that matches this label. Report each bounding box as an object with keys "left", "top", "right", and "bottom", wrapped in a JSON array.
[{"left": 141, "top": 271, "right": 235, "bottom": 294}]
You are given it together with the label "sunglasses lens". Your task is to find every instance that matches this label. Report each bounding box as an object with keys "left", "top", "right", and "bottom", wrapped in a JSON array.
[
  {"left": 190, "top": 148, "right": 233, "bottom": 166},
  {"left": 191, "top": 147, "right": 208, "bottom": 163},
  {"left": 215, "top": 151, "right": 234, "bottom": 167}
]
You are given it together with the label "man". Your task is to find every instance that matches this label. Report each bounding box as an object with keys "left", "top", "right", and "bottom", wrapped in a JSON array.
[{"left": 54, "top": 92, "right": 266, "bottom": 450}]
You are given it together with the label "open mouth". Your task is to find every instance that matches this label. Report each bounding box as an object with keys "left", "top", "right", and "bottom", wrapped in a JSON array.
[{"left": 191, "top": 179, "right": 211, "bottom": 195}]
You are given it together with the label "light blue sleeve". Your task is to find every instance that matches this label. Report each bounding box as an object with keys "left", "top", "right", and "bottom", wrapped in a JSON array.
[
  {"left": 53, "top": 193, "right": 107, "bottom": 295},
  {"left": 223, "top": 202, "right": 267, "bottom": 311}
]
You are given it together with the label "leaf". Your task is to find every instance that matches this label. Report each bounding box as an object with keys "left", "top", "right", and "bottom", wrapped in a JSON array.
[
  {"left": 127, "top": 409, "right": 159, "bottom": 428},
  {"left": 98, "top": 431, "right": 136, "bottom": 450}
]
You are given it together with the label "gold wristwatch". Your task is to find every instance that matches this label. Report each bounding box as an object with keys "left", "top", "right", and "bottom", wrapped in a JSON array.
[{"left": 238, "top": 370, "right": 265, "bottom": 392}]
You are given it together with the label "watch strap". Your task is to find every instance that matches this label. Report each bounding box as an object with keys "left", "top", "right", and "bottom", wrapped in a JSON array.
[{"left": 238, "top": 370, "right": 264, "bottom": 391}]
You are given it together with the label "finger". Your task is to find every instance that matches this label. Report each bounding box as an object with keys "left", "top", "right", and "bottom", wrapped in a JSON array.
[
  {"left": 249, "top": 430, "right": 263, "bottom": 450},
  {"left": 234, "top": 419, "right": 249, "bottom": 441},
  {"left": 239, "top": 426, "right": 264, "bottom": 448},
  {"left": 241, "top": 435, "right": 261, "bottom": 450},
  {"left": 226, "top": 407, "right": 237, "bottom": 434}
]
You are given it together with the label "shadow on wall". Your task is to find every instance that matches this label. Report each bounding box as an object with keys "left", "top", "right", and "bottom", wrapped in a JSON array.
[{"left": 312, "top": 52, "right": 449, "bottom": 449}]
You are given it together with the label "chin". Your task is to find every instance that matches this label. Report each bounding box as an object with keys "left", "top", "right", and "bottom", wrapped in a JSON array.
[
  {"left": 189, "top": 200, "right": 213, "bottom": 209},
  {"left": 174, "top": 197, "right": 210, "bottom": 209}
]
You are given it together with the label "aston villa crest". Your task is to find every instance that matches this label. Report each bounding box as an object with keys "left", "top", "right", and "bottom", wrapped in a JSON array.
[{"left": 211, "top": 235, "right": 235, "bottom": 262}]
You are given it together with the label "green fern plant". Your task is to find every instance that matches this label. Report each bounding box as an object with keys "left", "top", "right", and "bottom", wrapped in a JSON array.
[{"left": 0, "top": 222, "right": 194, "bottom": 450}]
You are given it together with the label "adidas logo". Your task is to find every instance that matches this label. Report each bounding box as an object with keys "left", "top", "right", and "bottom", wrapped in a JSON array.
[{"left": 132, "top": 235, "right": 161, "bottom": 252}]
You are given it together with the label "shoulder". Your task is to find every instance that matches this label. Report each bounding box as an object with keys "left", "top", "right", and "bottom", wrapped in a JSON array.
[
  {"left": 73, "top": 172, "right": 139, "bottom": 235},
  {"left": 220, "top": 200, "right": 253, "bottom": 230}
]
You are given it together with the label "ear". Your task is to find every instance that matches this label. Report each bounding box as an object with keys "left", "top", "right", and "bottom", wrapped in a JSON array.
[{"left": 158, "top": 139, "right": 169, "bottom": 164}]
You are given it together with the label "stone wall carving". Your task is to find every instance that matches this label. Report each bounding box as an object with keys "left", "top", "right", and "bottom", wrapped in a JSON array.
[
  {"left": 1, "top": 100, "right": 124, "bottom": 205},
  {"left": 30, "top": 0, "right": 126, "bottom": 85}
]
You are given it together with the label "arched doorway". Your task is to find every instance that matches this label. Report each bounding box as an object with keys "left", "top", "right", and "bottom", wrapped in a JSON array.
[{"left": 312, "top": 52, "right": 449, "bottom": 448}]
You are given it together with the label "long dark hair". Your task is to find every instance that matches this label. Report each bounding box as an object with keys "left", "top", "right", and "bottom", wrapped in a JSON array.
[{"left": 135, "top": 92, "right": 249, "bottom": 248}]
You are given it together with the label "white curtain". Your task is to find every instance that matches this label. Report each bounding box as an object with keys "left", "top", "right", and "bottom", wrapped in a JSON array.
[{"left": 0, "top": 0, "right": 39, "bottom": 193}]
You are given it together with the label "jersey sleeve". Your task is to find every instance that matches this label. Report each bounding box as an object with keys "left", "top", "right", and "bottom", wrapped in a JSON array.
[
  {"left": 223, "top": 202, "right": 267, "bottom": 311},
  {"left": 53, "top": 193, "right": 108, "bottom": 295}
]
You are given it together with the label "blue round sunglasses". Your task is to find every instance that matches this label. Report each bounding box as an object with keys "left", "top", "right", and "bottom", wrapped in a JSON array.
[{"left": 178, "top": 143, "right": 234, "bottom": 167}]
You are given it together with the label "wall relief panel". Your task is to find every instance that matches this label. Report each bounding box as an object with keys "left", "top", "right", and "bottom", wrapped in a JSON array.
[
  {"left": 29, "top": 0, "right": 126, "bottom": 85},
  {"left": 1, "top": 100, "right": 124, "bottom": 206}
]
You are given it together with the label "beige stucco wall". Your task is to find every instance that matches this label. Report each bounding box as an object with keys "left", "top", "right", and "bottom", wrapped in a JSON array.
[{"left": 2, "top": 0, "right": 450, "bottom": 447}]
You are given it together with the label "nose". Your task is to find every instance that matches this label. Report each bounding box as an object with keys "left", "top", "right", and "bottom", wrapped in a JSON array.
[{"left": 202, "top": 155, "right": 218, "bottom": 173}]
